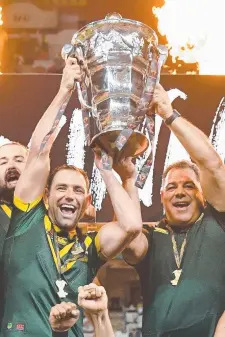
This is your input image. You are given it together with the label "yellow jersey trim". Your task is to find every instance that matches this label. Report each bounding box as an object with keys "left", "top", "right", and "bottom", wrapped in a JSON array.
[
  {"left": 1, "top": 204, "right": 12, "bottom": 218},
  {"left": 60, "top": 242, "right": 74, "bottom": 259},
  {"left": 14, "top": 195, "right": 42, "bottom": 212},
  {"left": 154, "top": 228, "right": 169, "bottom": 235},
  {"left": 61, "top": 260, "right": 76, "bottom": 273},
  {"left": 44, "top": 215, "right": 59, "bottom": 272},
  {"left": 94, "top": 233, "right": 101, "bottom": 254},
  {"left": 84, "top": 236, "right": 92, "bottom": 250}
]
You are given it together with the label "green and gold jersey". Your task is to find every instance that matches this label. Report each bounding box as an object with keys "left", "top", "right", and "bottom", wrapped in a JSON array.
[
  {"left": 0, "top": 203, "right": 11, "bottom": 258},
  {"left": 0, "top": 203, "right": 11, "bottom": 325},
  {"left": 1, "top": 196, "right": 104, "bottom": 337},
  {"left": 136, "top": 205, "right": 225, "bottom": 337}
]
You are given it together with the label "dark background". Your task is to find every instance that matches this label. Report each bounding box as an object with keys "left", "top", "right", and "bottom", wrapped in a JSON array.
[
  {"left": 1, "top": 74, "right": 224, "bottom": 221},
  {"left": 0, "top": 0, "right": 197, "bottom": 74}
]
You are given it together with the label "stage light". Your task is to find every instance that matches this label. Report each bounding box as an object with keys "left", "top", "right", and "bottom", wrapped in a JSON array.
[
  {"left": 0, "top": 6, "right": 4, "bottom": 74},
  {"left": 153, "top": 0, "right": 225, "bottom": 74},
  {"left": 0, "top": 7, "right": 2, "bottom": 26}
]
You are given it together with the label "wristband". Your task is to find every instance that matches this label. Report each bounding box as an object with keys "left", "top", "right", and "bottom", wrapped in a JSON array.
[{"left": 164, "top": 109, "right": 181, "bottom": 126}]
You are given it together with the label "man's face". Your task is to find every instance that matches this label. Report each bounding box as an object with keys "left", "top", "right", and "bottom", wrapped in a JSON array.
[
  {"left": 0, "top": 144, "right": 27, "bottom": 191},
  {"left": 48, "top": 169, "right": 91, "bottom": 231},
  {"left": 161, "top": 168, "right": 205, "bottom": 227}
]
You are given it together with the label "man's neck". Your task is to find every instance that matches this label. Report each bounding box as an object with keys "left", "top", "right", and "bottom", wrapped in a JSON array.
[
  {"left": 168, "top": 223, "right": 193, "bottom": 234},
  {"left": 166, "top": 212, "right": 204, "bottom": 232},
  {"left": 48, "top": 212, "right": 78, "bottom": 234}
]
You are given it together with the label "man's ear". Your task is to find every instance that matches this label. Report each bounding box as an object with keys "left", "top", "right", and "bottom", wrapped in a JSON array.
[
  {"left": 44, "top": 187, "right": 49, "bottom": 209},
  {"left": 81, "top": 194, "right": 96, "bottom": 220},
  {"left": 160, "top": 190, "right": 164, "bottom": 204},
  {"left": 87, "top": 193, "right": 92, "bottom": 207}
]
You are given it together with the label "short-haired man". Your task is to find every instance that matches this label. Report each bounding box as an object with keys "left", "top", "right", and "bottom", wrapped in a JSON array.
[
  {"left": 1, "top": 57, "right": 142, "bottom": 337},
  {"left": 0, "top": 142, "right": 28, "bottom": 323},
  {"left": 0, "top": 142, "right": 27, "bottom": 252},
  {"left": 122, "top": 84, "right": 225, "bottom": 337}
]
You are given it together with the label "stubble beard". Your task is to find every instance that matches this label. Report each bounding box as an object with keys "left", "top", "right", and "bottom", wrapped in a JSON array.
[{"left": 0, "top": 184, "right": 14, "bottom": 204}]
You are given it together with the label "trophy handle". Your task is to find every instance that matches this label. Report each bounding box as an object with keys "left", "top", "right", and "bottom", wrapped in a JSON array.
[
  {"left": 135, "top": 45, "right": 168, "bottom": 189},
  {"left": 156, "top": 44, "right": 168, "bottom": 83},
  {"left": 76, "top": 82, "right": 92, "bottom": 110},
  {"left": 61, "top": 43, "right": 92, "bottom": 110}
]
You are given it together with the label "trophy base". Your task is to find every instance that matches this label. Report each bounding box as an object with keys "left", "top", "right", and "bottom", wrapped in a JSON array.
[{"left": 91, "top": 129, "right": 149, "bottom": 160}]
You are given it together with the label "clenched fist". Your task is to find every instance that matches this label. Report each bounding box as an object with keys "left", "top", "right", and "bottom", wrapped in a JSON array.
[
  {"left": 59, "top": 57, "right": 84, "bottom": 93},
  {"left": 149, "top": 83, "right": 173, "bottom": 120},
  {"left": 49, "top": 302, "right": 80, "bottom": 332},
  {"left": 78, "top": 283, "right": 108, "bottom": 314}
]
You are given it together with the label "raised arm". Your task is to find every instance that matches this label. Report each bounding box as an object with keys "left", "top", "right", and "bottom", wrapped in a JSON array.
[
  {"left": 78, "top": 284, "right": 114, "bottom": 337},
  {"left": 151, "top": 84, "right": 225, "bottom": 212},
  {"left": 15, "top": 57, "right": 83, "bottom": 203},
  {"left": 93, "top": 151, "right": 143, "bottom": 260},
  {"left": 113, "top": 157, "right": 149, "bottom": 265}
]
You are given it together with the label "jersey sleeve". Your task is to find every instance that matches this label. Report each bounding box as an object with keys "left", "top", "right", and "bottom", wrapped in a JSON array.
[
  {"left": 135, "top": 224, "right": 153, "bottom": 270},
  {"left": 7, "top": 194, "right": 46, "bottom": 237},
  {"left": 86, "top": 232, "right": 105, "bottom": 271},
  {"left": 206, "top": 202, "right": 225, "bottom": 231}
]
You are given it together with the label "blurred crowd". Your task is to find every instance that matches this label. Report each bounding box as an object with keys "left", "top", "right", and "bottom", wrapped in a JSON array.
[
  {"left": 0, "top": 27, "right": 198, "bottom": 75},
  {"left": 0, "top": 29, "right": 65, "bottom": 73},
  {"left": 83, "top": 303, "right": 143, "bottom": 337}
]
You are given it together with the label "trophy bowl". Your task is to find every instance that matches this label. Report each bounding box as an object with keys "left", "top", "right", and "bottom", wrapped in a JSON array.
[{"left": 62, "top": 13, "right": 167, "bottom": 159}]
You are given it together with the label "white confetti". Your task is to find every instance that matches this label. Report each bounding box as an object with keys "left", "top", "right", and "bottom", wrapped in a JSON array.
[
  {"left": 66, "top": 109, "right": 86, "bottom": 168},
  {"left": 209, "top": 97, "right": 225, "bottom": 162},
  {"left": 90, "top": 163, "right": 106, "bottom": 210},
  {"left": 137, "top": 115, "right": 163, "bottom": 207},
  {"left": 162, "top": 88, "right": 189, "bottom": 182}
]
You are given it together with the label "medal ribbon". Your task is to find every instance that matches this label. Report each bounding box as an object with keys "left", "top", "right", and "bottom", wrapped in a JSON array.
[
  {"left": 168, "top": 228, "right": 189, "bottom": 269},
  {"left": 166, "top": 213, "right": 204, "bottom": 269}
]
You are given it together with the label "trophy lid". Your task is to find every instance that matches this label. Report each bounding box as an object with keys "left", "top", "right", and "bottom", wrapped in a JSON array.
[
  {"left": 105, "top": 12, "right": 123, "bottom": 20},
  {"left": 71, "top": 12, "right": 158, "bottom": 46}
]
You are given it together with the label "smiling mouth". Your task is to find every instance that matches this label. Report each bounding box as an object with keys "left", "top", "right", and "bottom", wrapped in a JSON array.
[
  {"left": 173, "top": 202, "right": 190, "bottom": 209},
  {"left": 5, "top": 171, "right": 20, "bottom": 184},
  {"left": 59, "top": 204, "right": 76, "bottom": 217}
]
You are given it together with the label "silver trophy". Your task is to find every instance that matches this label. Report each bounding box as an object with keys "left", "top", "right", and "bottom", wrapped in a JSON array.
[{"left": 62, "top": 13, "right": 167, "bottom": 159}]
